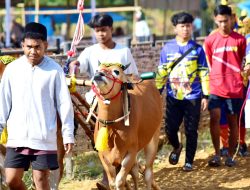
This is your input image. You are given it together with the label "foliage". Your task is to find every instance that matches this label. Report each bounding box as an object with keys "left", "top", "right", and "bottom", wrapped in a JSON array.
[
  {"left": 22, "top": 152, "right": 102, "bottom": 189},
  {"left": 23, "top": 169, "right": 35, "bottom": 190},
  {"left": 71, "top": 151, "right": 103, "bottom": 180}
]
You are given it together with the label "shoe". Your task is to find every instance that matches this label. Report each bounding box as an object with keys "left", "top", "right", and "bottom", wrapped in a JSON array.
[
  {"left": 220, "top": 147, "right": 229, "bottom": 157},
  {"left": 225, "top": 157, "right": 236, "bottom": 167},
  {"left": 169, "top": 144, "right": 183, "bottom": 165},
  {"left": 208, "top": 155, "right": 221, "bottom": 167},
  {"left": 238, "top": 143, "right": 249, "bottom": 157},
  {"left": 183, "top": 163, "right": 193, "bottom": 172}
]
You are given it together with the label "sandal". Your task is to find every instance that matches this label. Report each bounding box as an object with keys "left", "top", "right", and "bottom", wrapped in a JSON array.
[
  {"left": 182, "top": 163, "right": 193, "bottom": 172},
  {"left": 208, "top": 155, "right": 221, "bottom": 167},
  {"left": 225, "top": 157, "right": 236, "bottom": 167},
  {"left": 169, "top": 144, "right": 183, "bottom": 165}
]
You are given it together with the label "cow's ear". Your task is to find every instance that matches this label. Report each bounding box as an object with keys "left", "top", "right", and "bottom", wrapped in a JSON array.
[
  {"left": 122, "top": 73, "right": 129, "bottom": 83},
  {"left": 122, "top": 63, "right": 131, "bottom": 71}
]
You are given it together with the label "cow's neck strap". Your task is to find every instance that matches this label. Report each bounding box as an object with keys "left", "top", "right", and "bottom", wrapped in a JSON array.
[{"left": 91, "top": 111, "right": 130, "bottom": 126}]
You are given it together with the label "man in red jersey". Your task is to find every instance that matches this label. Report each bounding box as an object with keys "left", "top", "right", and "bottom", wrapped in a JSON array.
[{"left": 204, "top": 4, "right": 246, "bottom": 167}]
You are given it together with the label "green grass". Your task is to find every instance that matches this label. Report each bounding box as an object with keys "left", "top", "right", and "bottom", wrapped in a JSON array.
[{"left": 70, "top": 151, "right": 103, "bottom": 180}]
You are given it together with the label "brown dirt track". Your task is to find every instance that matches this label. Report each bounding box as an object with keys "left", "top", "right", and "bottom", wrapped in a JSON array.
[{"left": 60, "top": 147, "right": 250, "bottom": 190}]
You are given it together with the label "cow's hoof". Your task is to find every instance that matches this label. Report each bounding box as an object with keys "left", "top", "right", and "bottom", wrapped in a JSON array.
[{"left": 96, "top": 181, "right": 109, "bottom": 190}]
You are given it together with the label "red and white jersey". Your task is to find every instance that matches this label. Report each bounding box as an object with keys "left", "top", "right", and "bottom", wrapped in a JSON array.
[{"left": 204, "top": 31, "right": 246, "bottom": 98}]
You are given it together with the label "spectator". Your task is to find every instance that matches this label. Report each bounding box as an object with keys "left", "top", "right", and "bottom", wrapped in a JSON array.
[
  {"left": 193, "top": 14, "right": 202, "bottom": 39},
  {"left": 204, "top": 4, "right": 246, "bottom": 167},
  {"left": 113, "top": 26, "right": 125, "bottom": 36},
  {"left": 10, "top": 19, "right": 24, "bottom": 48},
  {"left": 155, "top": 12, "right": 209, "bottom": 171},
  {"left": 135, "top": 10, "right": 151, "bottom": 42},
  {"left": 0, "top": 22, "right": 74, "bottom": 190}
]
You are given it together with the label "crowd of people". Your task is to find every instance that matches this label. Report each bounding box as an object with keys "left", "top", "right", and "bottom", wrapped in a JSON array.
[
  {"left": 0, "top": 1, "right": 250, "bottom": 190},
  {"left": 156, "top": 3, "right": 250, "bottom": 171}
]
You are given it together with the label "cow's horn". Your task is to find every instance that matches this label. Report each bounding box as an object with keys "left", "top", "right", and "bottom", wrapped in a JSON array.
[
  {"left": 122, "top": 63, "right": 131, "bottom": 71},
  {"left": 98, "top": 60, "right": 102, "bottom": 66}
]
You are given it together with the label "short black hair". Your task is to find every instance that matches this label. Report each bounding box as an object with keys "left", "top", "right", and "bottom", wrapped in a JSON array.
[
  {"left": 22, "top": 22, "right": 47, "bottom": 41},
  {"left": 88, "top": 14, "right": 113, "bottom": 28},
  {"left": 171, "top": 12, "right": 194, "bottom": 26},
  {"left": 214, "top": 5, "right": 232, "bottom": 16}
]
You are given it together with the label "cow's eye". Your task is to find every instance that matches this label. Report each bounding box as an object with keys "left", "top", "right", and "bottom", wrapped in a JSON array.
[{"left": 112, "top": 70, "right": 120, "bottom": 76}]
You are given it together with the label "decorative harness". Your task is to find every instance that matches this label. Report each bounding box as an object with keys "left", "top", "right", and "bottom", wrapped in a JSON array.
[
  {"left": 88, "top": 67, "right": 130, "bottom": 127},
  {"left": 91, "top": 68, "right": 124, "bottom": 102}
]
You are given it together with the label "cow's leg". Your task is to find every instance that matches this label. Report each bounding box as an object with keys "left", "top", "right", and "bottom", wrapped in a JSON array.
[
  {"left": 128, "top": 163, "right": 139, "bottom": 190},
  {"left": 144, "top": 127, "right": 160, "bottom": 190},
  {"left": 49, "top": 116, "right": 65, "bottom": 190},
  {"left": 96, "top": 170, "right": 109, "bottom": 190},
  {"left": 0, "top": 145, "right": 7, "bottom": 189},
  {"left": 115, "top": 151, "right": 137, "bottom": 190},
  {"left": 98, "top": 153, "right": 116, "bottom": 190}
]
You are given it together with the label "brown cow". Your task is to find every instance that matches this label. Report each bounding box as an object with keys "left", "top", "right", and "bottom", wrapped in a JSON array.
[{"left": 91, "top": 64, "right": 163, "bottom": 190}]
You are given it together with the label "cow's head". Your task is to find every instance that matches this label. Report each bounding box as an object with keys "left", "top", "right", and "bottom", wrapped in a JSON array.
[{"left": 92, "top": 62, "right": 129, "bottom": 101}]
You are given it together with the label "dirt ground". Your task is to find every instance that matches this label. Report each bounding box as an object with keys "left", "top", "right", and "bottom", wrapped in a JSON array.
[{"left": 59, "top": 147, "right": 250, "bottom": 190}]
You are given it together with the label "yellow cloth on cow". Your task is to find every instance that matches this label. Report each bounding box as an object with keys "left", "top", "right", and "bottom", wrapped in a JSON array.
[
  {"left": 0, "top": 127, "right": 8, "bottom": 144},
  {"left": 95, "top": 127, "right": 109, "bottom": 151}
]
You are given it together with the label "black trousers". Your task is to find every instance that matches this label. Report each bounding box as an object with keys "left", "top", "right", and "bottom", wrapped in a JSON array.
[{"left": 165, "top": 96, "right": 201, "bottom": 164}]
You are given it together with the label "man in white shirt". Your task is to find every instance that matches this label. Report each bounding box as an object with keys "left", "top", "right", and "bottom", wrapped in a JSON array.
[
  {"left": 0, "top": 22, "right": 74, "bottom": 190},
  {"left": 70, "top": 14, "right": 138, "bottom": 78}
]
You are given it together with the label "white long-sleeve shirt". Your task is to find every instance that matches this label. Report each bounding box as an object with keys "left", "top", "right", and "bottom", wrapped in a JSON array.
[{"left": 0, "top": 55, "right": 74, "bottom": 150}]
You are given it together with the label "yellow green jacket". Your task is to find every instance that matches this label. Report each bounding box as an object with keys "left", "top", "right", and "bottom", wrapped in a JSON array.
[{"left": 156, "top": 39, "right": 209, "bottom": 100}]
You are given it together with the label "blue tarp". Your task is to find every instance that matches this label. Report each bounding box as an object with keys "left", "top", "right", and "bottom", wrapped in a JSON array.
[{"left": 25, "top": 7, "right": 127, "bottom": 24}]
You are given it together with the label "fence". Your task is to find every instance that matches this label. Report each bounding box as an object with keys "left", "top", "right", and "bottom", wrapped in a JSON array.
[{"left": 0, "top": 38, "right": 210, "bottom": 153}]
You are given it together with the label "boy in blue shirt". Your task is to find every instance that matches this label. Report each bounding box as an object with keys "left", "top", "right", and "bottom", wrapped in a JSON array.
[{"left": 156, "top": 12, "right": 209, "bottom": 171}]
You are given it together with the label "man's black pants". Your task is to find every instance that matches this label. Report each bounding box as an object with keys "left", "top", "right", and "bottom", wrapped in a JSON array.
[{"left": 165, "top": 96, "right": 201, "bottom": 164}]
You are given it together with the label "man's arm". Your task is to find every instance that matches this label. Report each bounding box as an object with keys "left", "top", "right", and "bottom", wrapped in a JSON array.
[
  {"left": 155, "top": 47, "right": 168, "bottom": 93},
  {"left": 55, "top": 70, "right": 75, "bottom": 148},
  {"left": 126, "top": 48, "right": 139, "bottom": 76},
  {"left": 197, "top": 46, "right": 209, "bottom": 111},
  {"left": 243, "top": 37, "right": 250, "bottom": 81},
  {"left": 69, "top": 48, "right": 90, "bottom": 75},
  {"left": 0, "top": 68, "right": 12, "bottom": 136},
  {"left": 203, "top": 38, "right": 212, "bottom": 70},
  {"left": 197, "top": 46, "right": 209, "bottom": 97}
]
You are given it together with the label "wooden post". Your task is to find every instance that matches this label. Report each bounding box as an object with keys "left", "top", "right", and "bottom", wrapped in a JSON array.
[
  {"left": 5, "top": 0, "right": 11, "bottom": 47},
  {"left": 65, "top": 152, "right": 74, "bottom": 179},
  {"left": 35, "top": 0, "right": 39, "bottom": 22},
  {"left": 131, "top": 0, "right": 139, "bottom": 44}
]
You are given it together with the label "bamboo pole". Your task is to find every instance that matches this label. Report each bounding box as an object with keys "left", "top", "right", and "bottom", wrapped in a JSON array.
[
  {"left": 34, "top": 0, "right": 39, "bottom": 22},
  {"left": 131, "top": 0, "right": 139, "bottom": 44},
  {"left": 0, "top": 6, "right": 141, "bottom": 16},
  {"left": 5, "top": 0, "right": 11, "bottom": 47}
]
